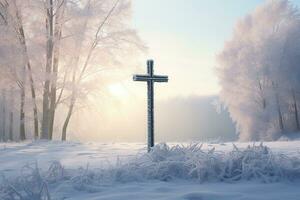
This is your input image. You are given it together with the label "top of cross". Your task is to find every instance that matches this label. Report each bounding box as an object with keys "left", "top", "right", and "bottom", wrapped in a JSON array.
[{"left": 133, "top": 60, "right": 168, "bottom": 83}]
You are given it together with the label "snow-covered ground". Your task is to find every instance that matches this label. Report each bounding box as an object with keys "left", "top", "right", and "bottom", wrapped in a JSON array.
[{"left": 0, "top": 141, "right": 300, "bottom": 199}]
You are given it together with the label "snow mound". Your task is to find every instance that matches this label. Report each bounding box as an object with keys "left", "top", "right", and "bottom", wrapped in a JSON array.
[
  {"left": 110, "top": 143, "right": 300, "bottom": 183},
  {"left": 1, "top": 143, "right": 300, "bottom": 199}
]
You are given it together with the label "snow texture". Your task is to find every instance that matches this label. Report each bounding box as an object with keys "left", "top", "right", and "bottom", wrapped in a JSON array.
[{"left": 0, "top": 142, "right": 300, "bottom": 199}]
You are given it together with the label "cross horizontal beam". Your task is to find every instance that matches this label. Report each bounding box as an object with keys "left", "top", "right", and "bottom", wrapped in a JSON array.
[{"left": 133, "top": 75, "right": 168, "bottom": 82}]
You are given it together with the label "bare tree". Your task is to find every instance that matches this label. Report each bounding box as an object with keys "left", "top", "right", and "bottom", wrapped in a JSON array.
[
  {"left": 12, "top": 0, "right": 39, "bottom": 139},
  {"left": 0, "top": 0, "right": 143, "bottom": 142},
  {"left": 41, "top": 0, "right": 67, "bottom": 140},
  {"left": 61, "top": 0, "right": 120, "bottom": 140},
  {"left": 0, "top": 0, "right": 39, "bottom": 140}
]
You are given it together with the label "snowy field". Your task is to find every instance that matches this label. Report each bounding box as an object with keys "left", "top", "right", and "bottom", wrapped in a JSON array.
[{"left": 0, "top": 141, "right": 300, "bottom": 199}]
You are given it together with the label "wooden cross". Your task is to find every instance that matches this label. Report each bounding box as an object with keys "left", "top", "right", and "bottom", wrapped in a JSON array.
[{"left": 133, "top": 60, "right": 168, "bottom": 152}]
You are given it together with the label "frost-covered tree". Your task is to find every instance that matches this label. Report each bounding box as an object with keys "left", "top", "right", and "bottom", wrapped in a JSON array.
[
  {"left": 0, "top": 0, "right": 31, "bottom": 141},
  {"left": 217, "top": 0, "right": 300, "bottom": 141},
  {"left": 0, "top": 0, "right": 143, "bottom": 142}
]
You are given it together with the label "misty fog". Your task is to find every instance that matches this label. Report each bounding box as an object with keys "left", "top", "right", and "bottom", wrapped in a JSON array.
[{"left": 67, "top": 95, "right": 236, "bottom": 142}]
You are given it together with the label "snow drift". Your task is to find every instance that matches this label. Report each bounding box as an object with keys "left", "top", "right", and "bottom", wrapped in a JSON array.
[{"left": 1, "top": 143, "right": 300, "bottom": 199}]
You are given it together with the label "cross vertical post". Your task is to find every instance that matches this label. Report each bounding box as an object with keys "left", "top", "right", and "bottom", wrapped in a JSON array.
[
  {"left": 133, "top": 60, "right": 168, "bottom": 152},
  {"left": 147, "top": 60, "right": 154, "bottom": 151}
]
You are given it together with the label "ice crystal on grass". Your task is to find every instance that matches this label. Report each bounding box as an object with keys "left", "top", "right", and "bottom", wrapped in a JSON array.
[
  {"left": 1, "top": 143, "right": 300, "bottom": 197},
  {"left": 0, "top": 162, "right": 52, "bottom": 200}
]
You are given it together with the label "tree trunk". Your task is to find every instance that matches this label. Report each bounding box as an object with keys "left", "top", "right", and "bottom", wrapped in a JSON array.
[
  {"left": 272, "top": 81, "right": 284, "bottom": 132},
  {"left": 19, "top": 86, "right": 26, "bottom": 141},
  {"left": 48, "top": 49, "right": 58, "bottom": 139},
  {"left": 9, "top": 89, "right": 14, "bottom": 141},
  {"left": 62, "top": 99, "right": 75, "bottom": 141},
  {"left": 2, "top": 89, "right": 6, "bottom": 142},
  {"left": 62, "top": 67, "right": 76, "bottom": 141},
  {"left": 19, "top": 32, "right": 27, "bottom": 141},
  {"left": 60, "top": 0, "right": 88, "bottom": 141},
  {"left": 275, "top": 92, "right": 284, "bottom": 131},
  {"left": 48, "top": 69, "right": 57, "bottom": 140},
  {"left": 41, "top": 0, "right": 54, "bottom": 139},
  {"left": 49, "top": 0, "right": 66, "bottom": 139},
  {"left": 258, "top": 80, "right": 266, "bottom": 109},
  {"left": 62, "top": 64, "right": 77, "bottom": 141},
  {"left": 28, "top": 62, "right": 39, "bottom": 139},
  {"left": 292, "top": 90, "right": 300, "bottom": 130},
  {"left": 13, "top": 0, "right": 39, "bottom": 139},
  {"left": 9, "top": 110, "right": 13, "bottom": 141}
]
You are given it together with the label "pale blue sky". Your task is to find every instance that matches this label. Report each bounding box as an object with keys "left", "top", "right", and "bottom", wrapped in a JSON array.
[
  {"left": 133, "top": 0, "right": 263, "bottom": 50},
  {"left": 130, "top": 0, "right": 300, "bottom": 98},
  {"left": 88, "top": 1, "right": 300, "bottom": 141}
]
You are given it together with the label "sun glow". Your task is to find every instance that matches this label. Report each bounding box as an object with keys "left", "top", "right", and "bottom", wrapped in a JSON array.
[{"left": 108, "top": 83, "right": 129, "bottom": 98}]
